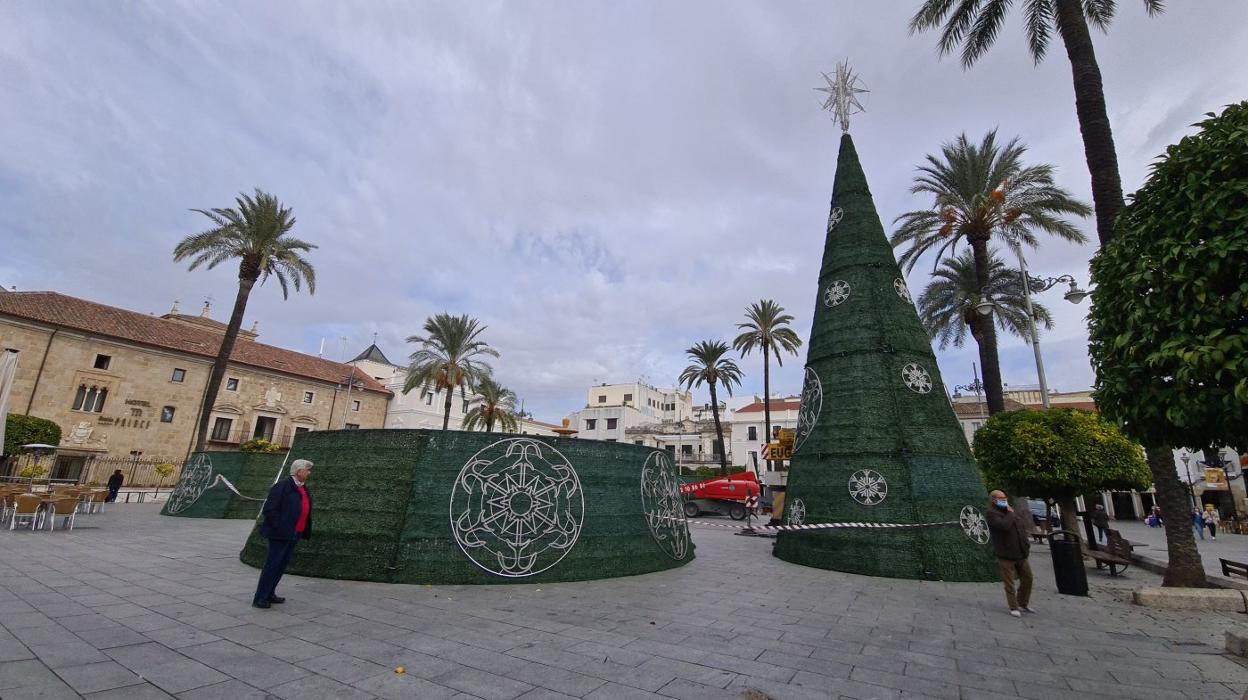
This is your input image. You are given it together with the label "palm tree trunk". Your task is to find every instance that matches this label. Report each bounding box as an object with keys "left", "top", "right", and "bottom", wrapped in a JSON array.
[
  {"left": 761, "top": 344, "right": 771, "bottom": 477},
  {"left": 192, "top": 274, "right": 256, "bottom": 453},
  {"left": 708, "top": 381, "right": 728, "bottom": 477},
  {"left": 441, "top": 387, "right": 453, "bottom": 431},
  {"left": 1054, "top": 0, "right": 1124, "bottom": 247},
  {"left": 969, "top": 237, "right": 1006, "bottom": 414},
  {"left": 1144, "top": 445, "right": 1208, "bottom": 586},
  {"left": 485, "top": 411, "right": 495, "bottom": 433}
]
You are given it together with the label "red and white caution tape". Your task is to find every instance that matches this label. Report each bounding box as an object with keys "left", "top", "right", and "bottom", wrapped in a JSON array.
[{"left": 684, "top": 518, "right": 960, "bottom": 532}]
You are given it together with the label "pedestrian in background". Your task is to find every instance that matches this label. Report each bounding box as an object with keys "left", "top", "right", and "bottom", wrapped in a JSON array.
[
  {"left": 106, "top": 469, "right": 124, "bottom": 502},
  {"left": 253, "top": 459, "right": 313, "bottom": 609},
  {"left": 986, "top": 489, "right": 1035, "bottom": 618},
  {"left": 1192, "top": 509, "right": 1205, "bottom": 541},
  {"left": 1204, "top": 506, "right": 1220, "bottom": 540},
  {"left": 1091, "top": 504, "right": 1109, "bottom": 543}
]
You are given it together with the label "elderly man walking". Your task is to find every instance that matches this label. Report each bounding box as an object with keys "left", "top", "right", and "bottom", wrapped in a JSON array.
[
  {"left": 253, "top": 459, "right": 313, "bottom": 609},
  {"left": 986, "top": 489, "right": 1035, "bottom": 618}
]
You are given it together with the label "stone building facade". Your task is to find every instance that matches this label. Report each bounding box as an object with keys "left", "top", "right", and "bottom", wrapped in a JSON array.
[{"left": 0, "top": 290, "right": 389, "bottom": 479}]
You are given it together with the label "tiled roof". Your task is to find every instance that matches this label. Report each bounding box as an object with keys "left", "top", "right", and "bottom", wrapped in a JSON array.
[
  {"left": 736, "top": 398, "right": 802, "bottom": 413},
  {"left": 0, "top": 291, "right": 390, "bottom": 394},
  {"left": 350, "top": 343, "right": 394, "bottom": 366}
]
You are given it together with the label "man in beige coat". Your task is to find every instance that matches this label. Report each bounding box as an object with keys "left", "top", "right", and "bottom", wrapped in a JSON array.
[{"left": 986, "top": 489, "right": 1035, "bottom": 618}]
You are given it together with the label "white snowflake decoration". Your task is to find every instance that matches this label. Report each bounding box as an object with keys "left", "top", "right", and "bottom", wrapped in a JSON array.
[
  {"left": 793, "top": 367, "right": 823, "bottom": 452},
  {"left": 823, "top": 280, "right": 851, "bottom": 308},
  {"left": 960, "top": 505, "right": 990, "bottom": 544},
  {"left": 827, "top": 206, "right": 844, "bottom": 232},
  {"left": 788, "top": 498, "right": 806, "bottom": 526},
  {"left": 165, "top": 453, "right": 214, "bottom": 515},
  {"left": 640, "top": 450, "right": 691, "bottom": 560},
  {"left": 848, "top": 469, "right": 888, "bottom": 506},
  {"left": 893, "top": 278, "right": 912, "bottom": 304},
  {"left": 450, "top": 438, "right": 584, "bottom": 578},
  {"left": 901, "top": 363, "right": 933, "bottom": 394}
]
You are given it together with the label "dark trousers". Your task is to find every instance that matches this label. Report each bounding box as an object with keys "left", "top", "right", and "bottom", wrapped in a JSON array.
[
  {"left": 254, "top": 537, "right": 298, "bottom": 604},
  {"left": 106, "top": 487, "right": 120, "bottom": 503},
  {"left": 1095, "top": 526, "right": 1107, "bottom": 543}
]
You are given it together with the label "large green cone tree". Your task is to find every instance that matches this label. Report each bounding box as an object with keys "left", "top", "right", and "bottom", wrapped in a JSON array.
[{"left": 774, "top": 134, "right": 997, "bottom": 582}]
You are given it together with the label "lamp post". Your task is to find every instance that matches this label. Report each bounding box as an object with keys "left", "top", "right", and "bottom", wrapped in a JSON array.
[
  {"left": 953, "top": 363, "right": 987, "bottom": 423},
  {"left": 1179, "top": 450, "right": 1197, "bottom": 511}
]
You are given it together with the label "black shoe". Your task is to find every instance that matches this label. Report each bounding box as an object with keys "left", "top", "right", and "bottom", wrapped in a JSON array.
[
  {"left": 269, "top": 596, "right": 285, "bottom": 604},
  {"left": 252, "top": 600, "right": 271, "bottom": 609}
]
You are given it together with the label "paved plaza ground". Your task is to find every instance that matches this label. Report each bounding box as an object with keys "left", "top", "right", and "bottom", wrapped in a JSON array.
[
  {"left": 1, "top": 504, "right": 1245, "bottom": 700},
  {"left": 1109, "top": 520, "right": 1247, "bottom": 580}
]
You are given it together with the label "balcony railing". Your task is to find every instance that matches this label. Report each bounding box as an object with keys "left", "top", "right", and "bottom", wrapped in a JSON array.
[{"left": 208, "top": 430, "right": 294, "bottom": 449}]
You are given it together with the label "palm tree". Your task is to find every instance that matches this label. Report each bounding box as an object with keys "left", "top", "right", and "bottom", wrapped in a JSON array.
[
  {"left": 732, "top": 300, "right": 802, "bottom": 473},
  {"left": 404, "top": 313, "right": 498, "bottom": 430},
  {"left": 892, "top": 130, "right": 1090, "bottom": 414},
  {"left": 174, "top": 189, "right": 316, "bottom": 452},
  {"left": 462, "top": 377, "right": 519, "bottom": 433},
  {"left": 909, "top": 0, "right": 1163, "bottom": 247},
  {"left": 678, "top": 340, "right": 744, "bottom": 476},
  {"left": 918, "top": 248, "right": 1053, "bottom": 356}
]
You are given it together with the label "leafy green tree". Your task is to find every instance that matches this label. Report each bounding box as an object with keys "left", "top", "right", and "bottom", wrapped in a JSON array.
[
  {"left": 918, "top": 248, "right": 1052, "bottom": 351},
  {"left": 463, "top": 377, "right": 519, "bottom": 433},
  {"left": 404, "top": 313, "right": 498, "bottom": 431},
  {"left": 1089, "top": 102, "right": 1248, "bottom": 587},
  {"left": 909, "top": 0, "right": 1163, "bottom": 247},
  {"left": 3, "top": 414, "right": 61, "bottom": 456},
  {"left": 892, "top": 130, "right": 1090, "bottom": 414},
  {"left": 678, "top": 340, "right": 743, "bottom": 476},
  {"left": 174, "top": 189, "right": 316, "bottom": 452},
  {"left": 732, "top": 300, "right": 802, "bottom": 470},
  {"left": 974, "top": 408, "right": 1150, "bottom": 538}
]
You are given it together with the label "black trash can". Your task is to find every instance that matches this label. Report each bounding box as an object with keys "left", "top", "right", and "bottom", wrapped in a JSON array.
[{"left": 1049, "top": 530, "right": 1088, "bottom": 596}]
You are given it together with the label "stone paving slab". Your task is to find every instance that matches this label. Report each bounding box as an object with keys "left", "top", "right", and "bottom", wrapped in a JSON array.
[{"left": 1, "top": 504, "right": 1245, "bottom": 699}]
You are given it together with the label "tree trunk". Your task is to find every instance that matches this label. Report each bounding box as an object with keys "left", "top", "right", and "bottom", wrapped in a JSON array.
[
  {"left": 192, "top": 272, "right": 256, "bottom": 453},
  {"left": 441, "top": 386, "right": 453, "bottom": 431},
  {"left": 708, "top": 381, "right": 728, "bottom": 477},
  {"left": 1055, "top": 494, "right": 1081, "bottom": 543},
  {"left": 1054, "top": 0, "right": 1124, "bottom": 247},
  {"left": 968, "top": 237, "right": 1006, "bottom": 414},
  {"left": 1145, "top": 445, "right": 1209, "bottom": 587},
  {"left": 761, "top": 344, "right": 771, "bottom": 478}
]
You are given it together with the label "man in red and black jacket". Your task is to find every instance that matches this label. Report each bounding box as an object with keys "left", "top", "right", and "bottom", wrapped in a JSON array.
[{"left": 253, "top": 459, "right": 313, "bottom": 609}]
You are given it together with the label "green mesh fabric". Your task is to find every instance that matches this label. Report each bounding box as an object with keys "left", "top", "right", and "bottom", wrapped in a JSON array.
[
  {"left": 159, "top": 452, "right": 285, "bottom": 520},
  {"left": 239, "top": 429, "right": 695, "bottom": 584},
  {"left": 773, "top": 134, "right": 998, "bottom": 582}
]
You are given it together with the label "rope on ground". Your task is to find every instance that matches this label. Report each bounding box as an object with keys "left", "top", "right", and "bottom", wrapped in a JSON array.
[{"left": 684, "top": 517, "right": 961, "bottom": 532}]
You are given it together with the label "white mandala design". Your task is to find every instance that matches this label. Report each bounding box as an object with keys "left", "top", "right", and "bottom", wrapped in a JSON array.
[
  {"left": 848, "top": 469, "right": 888, "bottom": 506},
  {"left": 902, "top": 363, "right": 933, "bottom": 394},
  {"left": 165, "top": 454, "right": 214, "bottom": 515},
  {"left": 450, "top": 438, "right": 584, "bottom": 578},
  {"left": 788, "top": 498, "right": 806, "bottom": 526},
  {"left": 823, "top": 280, "right": 851, "bottom": 308},
  {"left": 794, "top": 367, "right": 823, "bottom": 452},
  {"left": 960, "top": 505, "right": 990, "bottom": 544},
  {"left": 893, "top": 278, "right": 912, "bottom": 304},
  {"left": 826, "top": 207, "right": 844, "bottom": 232},
  {"left": 640, "top": 451, "right": 690, "bottom": 560}
]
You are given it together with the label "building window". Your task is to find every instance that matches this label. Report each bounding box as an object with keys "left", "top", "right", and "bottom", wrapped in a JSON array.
[
  {"left": 345, "top": 423, "right": 360, "bottom": 430},
  {"left": 606, "top": 418, "right": 618, "bottom": 430},
  {"left": 623, "top": 393, "right": 632, "bottom": 402},
  {"left": 634, "top": 440, "right": 644, "bottom": 445},
  {"left": 225, "top": 377, "right": 239, "bottom": 392},
  {"left": 585, "top": 419, "right": 597, "bottom": 430},
  {"left": 93, "top": 354, "right": 111, "bottom": 370},
  {"left": 351, "top": 400, "right": 361, "bottom": 412},
  {"left": 423, "top": 391, "right": 433, "bottom": 406},
  {"left": 750, "top": 451, "right": 759, "bottom": 469},
  {"left": 171, "top": 368, "right": 186, "bottom": 383},
  {"left": 211, "top": 417, "right": 233, "bottom": 441},
  {"left": 295, "top": 426, "right": 311, "bottom": 436},
  {"left": 681, "top": 444, "right": 693, "bottom": 456},
  {"left": 160, "top": 406, "right": 175, "bottom": 423},
  {"left": 747, "top": 426, "right": 757, "bottom": 441},
  {"left": 606, "top": 438, "right": 617, "bottom": 443},
  {"left": 71, "top": 384, "right": 107, "bottom": 413},
  {"left": 598, "top": 395, "right": 606, "bottom": 403},
  {"left": 462, "top": 399, "right": 470, "bottom": 413}
]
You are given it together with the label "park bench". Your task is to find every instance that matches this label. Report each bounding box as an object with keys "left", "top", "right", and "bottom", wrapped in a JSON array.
[
  {"left": 1220, "top": 558, "right": 1248, "bottom": 580},
  {"left": 1084, "top": 528, "right": 1132, "bottom": 576}
]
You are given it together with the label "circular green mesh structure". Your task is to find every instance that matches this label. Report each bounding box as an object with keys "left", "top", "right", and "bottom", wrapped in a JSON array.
[
  {"left": 160, "top": 452, "right": 285, "bottom": 520},
  {"left": 237, "top": 429, "right": 694, "bottom": 584},
  {"left": 773, "top": 134, "right": 998, "bottom": 582}
]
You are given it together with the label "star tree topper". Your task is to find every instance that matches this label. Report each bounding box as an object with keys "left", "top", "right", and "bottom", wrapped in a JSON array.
[{"left": 815, "top": 60, "right": 868, "bottom": 133}]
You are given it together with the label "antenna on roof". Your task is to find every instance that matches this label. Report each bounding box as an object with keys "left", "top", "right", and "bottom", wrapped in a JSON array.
[
  {"left": 318, "top": 338, "right": 325, "bottom": 358},
  {"left": 372, "top": 331, "right": 378, "bottom": 345}
]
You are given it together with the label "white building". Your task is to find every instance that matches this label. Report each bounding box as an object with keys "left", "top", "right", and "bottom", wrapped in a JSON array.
[
  {"left": 566, "top": 382, "right": 693, "bottom": 442},
  {"left": 727, "top": 396, "right": 800, "bottom": 492}
]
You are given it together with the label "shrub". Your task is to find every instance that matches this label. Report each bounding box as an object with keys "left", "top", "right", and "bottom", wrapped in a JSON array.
[{"left": 239, "top": 438, "right": 283, "bottom": 453}]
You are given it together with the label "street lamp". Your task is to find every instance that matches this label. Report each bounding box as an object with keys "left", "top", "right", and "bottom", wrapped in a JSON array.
[
  {"left": 953, "top": 364, "right": 987, "bottom": 421},
  {"left": 1179, "top": 450, "right": 1197, "bottom": 511}
]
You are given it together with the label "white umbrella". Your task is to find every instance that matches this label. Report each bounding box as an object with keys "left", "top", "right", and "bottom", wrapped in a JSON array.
[{"left": 0, "top": 351, "right": 18, "bottom": 456}]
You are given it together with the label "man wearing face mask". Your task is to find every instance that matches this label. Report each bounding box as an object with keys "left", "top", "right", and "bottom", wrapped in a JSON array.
[{"left": 986, "top": 489, "right": 1035, "bottom": 618}]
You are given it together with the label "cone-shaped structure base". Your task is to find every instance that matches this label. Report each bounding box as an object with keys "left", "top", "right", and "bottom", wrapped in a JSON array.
[{"left": 774, "top": 134, "right": 998, "bottom": 582}]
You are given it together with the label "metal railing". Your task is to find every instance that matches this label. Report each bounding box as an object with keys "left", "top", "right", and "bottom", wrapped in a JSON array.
[
  {"left": 0, "top": 454, "right": 185, "bottom": 489},
  {"left": 208, "top": 429, "right": 294, "bottom": 448}
]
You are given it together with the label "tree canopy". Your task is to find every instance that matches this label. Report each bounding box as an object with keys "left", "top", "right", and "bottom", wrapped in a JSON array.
[
  {"left": 3, "top": 414, "right": 61, "bottom": 457},
  {"left": 1088, "top": 102, "right": 1248, "bottom": 449}
]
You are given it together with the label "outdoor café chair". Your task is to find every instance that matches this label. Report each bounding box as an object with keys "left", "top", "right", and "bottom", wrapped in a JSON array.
[
  {"left": 9, "top": 494, "right": 43, "bottom": 531},
  {"left": 47, "top": 498, "right": 79, "bottom": 531},
  {"left": 88, "top": 490, "right": 107, "bottom": 513}
]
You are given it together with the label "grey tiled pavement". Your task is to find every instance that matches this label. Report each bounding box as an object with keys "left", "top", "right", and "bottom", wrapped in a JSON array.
[{"left": 0, "top": 504, "right": 1244, "bottom": 699}]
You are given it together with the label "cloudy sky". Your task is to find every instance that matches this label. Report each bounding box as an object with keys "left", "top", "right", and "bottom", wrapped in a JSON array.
[{"left": 2, "top": 2, "right": 1245, "bottom": 421}]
